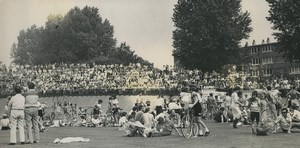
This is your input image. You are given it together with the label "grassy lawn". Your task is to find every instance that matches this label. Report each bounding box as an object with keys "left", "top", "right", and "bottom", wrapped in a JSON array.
[
  {"left": 0, "top": 96, "right": 299, "bottom": 148},
  {"left": 0, "top": 120, "right": 299, "bottom": 148}
]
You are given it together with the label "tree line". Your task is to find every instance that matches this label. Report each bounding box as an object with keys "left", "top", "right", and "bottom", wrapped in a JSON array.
[{"left": 10, "top": 6, "right": 151, "bottom": 66}]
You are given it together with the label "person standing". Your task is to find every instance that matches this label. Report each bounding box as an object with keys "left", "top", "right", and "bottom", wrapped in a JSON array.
[
  {"left": 24, "top": 82, "right": 40, "bottom": 144},
  {"left": 7, "top": 86, "right": 25, "bottom": 145},
  {"left": 155, "top": 95, "right": 165, "bottom": 115},
  {"left": 190, "top": 92, "right": 210, "bottom": 137},
  {"left": 206, "top": 93, "right": 216, "bottom": 120},
  {"left": 247, "top": 91, "right": 261, "bottom": 134},
  {"left": 230, "top": 90, "right": 243, "bottom": 128},
  {"left": 266, "top": 86, "right": 278, "bottom": 120}
]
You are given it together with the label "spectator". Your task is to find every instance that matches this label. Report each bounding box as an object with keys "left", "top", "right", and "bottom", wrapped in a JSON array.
[
  {"left": 155, "top": 95, "right": 164, "bottom": 115},
  {"left": 214, "top": 107, "right": 227, "bottom": 123},
  {"left": 273, "top": 108, "right": 292, "bottom": 134},
  {"left": 24, "top": 82, "right": 40, "bottom": 144},
  {"left": 7, "top": 86, "right": 25, "bottom": 145},
  {"left": 230, "top": 90, "right": 243, "bottom": 128},
  {"left": 191, "top": 91, "right": 210, "bottom": 137},
  {"left": 206, "top": 93, "right": 216, "bottom": 120},
  {"left": 0, "top": 114, "right": 10, "bottom": 130},
  {"left": 247, "top": 91, "right": 261, "bottom": 134},
  {"left": 266, "top": 86, "right": 278, "bottom": 120}
]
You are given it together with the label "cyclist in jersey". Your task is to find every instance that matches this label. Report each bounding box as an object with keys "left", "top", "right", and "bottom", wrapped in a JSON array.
[{"left": 190, "top": 90, "right": 210, "bottom": 137}]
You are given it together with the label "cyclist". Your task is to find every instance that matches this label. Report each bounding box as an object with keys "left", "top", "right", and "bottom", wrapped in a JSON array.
[
  {"left": 93, "top": 99, "right": 103, "bottom": 116},
  {"left": 111, "top": 96, "right": 120, "bottom": 126},
  {"left": 190, "top": 91, "right": 210, "bottom": 137}
]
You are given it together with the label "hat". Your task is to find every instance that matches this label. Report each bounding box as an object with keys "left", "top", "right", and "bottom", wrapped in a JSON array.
[{"left": 3, "top": 114, "right": 8, "bottom": 117}]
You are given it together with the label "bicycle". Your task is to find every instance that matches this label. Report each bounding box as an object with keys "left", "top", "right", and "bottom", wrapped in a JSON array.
[
  {"left": 103, "top": 107, "right": 122, "bottom": 127},
  {"left": 155, "top": 113, "right": 183, "bottom": 137},
  {"left": 180, "top": 108, "right": 198, "bottom": 138}
]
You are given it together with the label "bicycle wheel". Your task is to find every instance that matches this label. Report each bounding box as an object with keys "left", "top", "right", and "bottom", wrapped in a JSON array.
[
  {"left": 181, "top": 115, "right": 193, "bottom": 138},
  {"left": 191, "top": 123, "right": 199, "bottom": 137},
  {"left": 104, "top": 115, "right": 114, "bottom": 127}
]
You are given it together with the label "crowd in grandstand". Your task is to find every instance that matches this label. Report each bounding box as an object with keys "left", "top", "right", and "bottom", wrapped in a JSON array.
[{"left": 1, "top": 63, "right": 300, "bottom": 98}]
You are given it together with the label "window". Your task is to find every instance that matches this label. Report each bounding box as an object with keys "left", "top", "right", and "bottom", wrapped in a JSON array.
[
  {"left": 262, "top": 45, "right": 273, "bottom": 52},
  {"left": 290, "top": 67, "right": 300, "bottom": 74},
  {"left": 252, "top": 71, "right": 260, "bottom": 77},
  {"left": 251, "top": 47, "right": 259, "bottom": 54},
  {"left": 263, "top": 69, "right": 273, "bottom": 76},
  {"left": 261, "top": 57, "right": 273, "bottom": 65},
  {"left": 252, "top": 58, "right": 260, "bottom": 65}
]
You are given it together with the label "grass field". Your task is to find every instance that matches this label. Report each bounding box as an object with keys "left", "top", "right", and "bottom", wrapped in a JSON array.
[
  {"left": 0, "top": 96, "right": 300, "bottom": 148},
  {"left": 0, "top": 120, "right": 299, "bottom": 148}
]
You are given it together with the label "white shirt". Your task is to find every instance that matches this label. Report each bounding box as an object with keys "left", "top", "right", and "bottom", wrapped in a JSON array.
[
  {"left": 180, "top": 92, "right": 192, "bottom": 103},
  {"left": 0, "top": 118, "right": 9, "bottom": 127},
  {"left": 168, "top": 102, "right": 181, "bottom": 110},
  {"left": 156, "top": 97, "right": 164, "bottom": 106},
  {"left": 8, "top": 93, "right": 25, "bottom": 110},
  {"left": 224, "top": 96, "right": 232, "bottom": 107},
  {"left": 291, "top": 110, "right": 300, "bottom": 121}
]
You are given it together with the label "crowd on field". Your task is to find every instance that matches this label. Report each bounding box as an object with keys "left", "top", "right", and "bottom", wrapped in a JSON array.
[
  {"left": 1, "top": 63, "right": 300, "bottom": 98},
  {"left": 2, "top": 78, "right": 300, "bottom": 145}
]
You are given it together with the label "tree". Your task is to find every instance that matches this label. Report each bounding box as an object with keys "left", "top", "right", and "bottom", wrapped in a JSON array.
[
  {"left": 266, "top": 0, "right": 300, "bottom": 62},
  {"left": 10, "top": 25, "right": 43, "bottom": 65},
  {"left": 109, "top": 42, "right": 151, "bottom": 65},
  {"left": 11, "top": 6, "right": 152, "bottom": 66},
  {"left": 172, "top": 0, "right": 252, "bottom": 72},
  {"left": 10, "top": 6, "right": 117, "bottom": 65}
]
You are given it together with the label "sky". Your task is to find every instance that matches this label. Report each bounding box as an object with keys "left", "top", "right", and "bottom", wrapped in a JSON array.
[{"left": 0, "top": 0, "right": 274, "bottom": 69}]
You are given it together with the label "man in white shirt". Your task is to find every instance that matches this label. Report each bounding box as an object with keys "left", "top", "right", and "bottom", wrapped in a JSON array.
[
  {"left": 290, "top": 105, "right": 300, "bottom": 123},
  {"left": 8, "top": 86, "right": 26, "bottom": 145},
  {"left": 155, "top": 95, "right": 165, "bottom": 115}
]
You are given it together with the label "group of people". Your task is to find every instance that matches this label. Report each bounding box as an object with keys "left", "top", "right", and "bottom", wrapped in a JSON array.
[
  {"left": 113, "top": 88, "right": 211, "bottom": 138},
  {"left": 2, "top": 63, "right": 300, "bottom": 99},
  {"left": 4, "top": 82, "right": 43, "bottom": 145},
  {"left": 207, "top": 85, "right": 300, "bottom": 135}
]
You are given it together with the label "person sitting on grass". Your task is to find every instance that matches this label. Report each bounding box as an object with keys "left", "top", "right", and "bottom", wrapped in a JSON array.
[
  {"left": 0, "top": 114, "right": 9, "bottom": 130},
  {"left": 119, "top": 112, "right": 128, "bottom": 131},
  {"left": 167, "top": 98, "right": 182, "bottom": 127},
  {"left": 273, "top": 108, "right": 292, "bottom": 134},
  {"left": 288, "top": 105, "right": 300, "bottom": 129},
  {"left": 142, "top": 108, "right": 155, "bottom": 136},
  {"left": 124, "top": 115, "right": 146, "bottom": 137},
  {"left": 91, "top": 115, "right": 102, "bottom": 127},
  {"left": 290, "top": 105, "right": 300, "bottom": 123},
  {"left": 214, "top": 107, "right": 227, "bottom": 123}
]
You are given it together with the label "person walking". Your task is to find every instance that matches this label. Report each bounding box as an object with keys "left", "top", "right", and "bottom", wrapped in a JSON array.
[
  {"left": 24, "top": 82, "right": 40, "bottom": 144},
  {"left": 230, "top": 90, "right": 243, "bottom": 128},
  {"left": 7, "top": 86, "right": 26, "bottom": 145}
]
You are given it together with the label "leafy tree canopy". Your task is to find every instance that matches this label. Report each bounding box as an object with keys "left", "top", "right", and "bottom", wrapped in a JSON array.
[
  {"left": 10, "top": 6, "right": 150, "bottom": 66},
  {"left": 266, "top": 0, "right": 300, "bottom": 62},
  {"left": 172, "top": 0, "right": 252, "bottom": 72}
]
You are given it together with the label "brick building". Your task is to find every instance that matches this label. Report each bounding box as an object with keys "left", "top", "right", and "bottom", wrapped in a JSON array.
[{"left": 241, "top": 38, "right": 300, "bottom": 79}]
